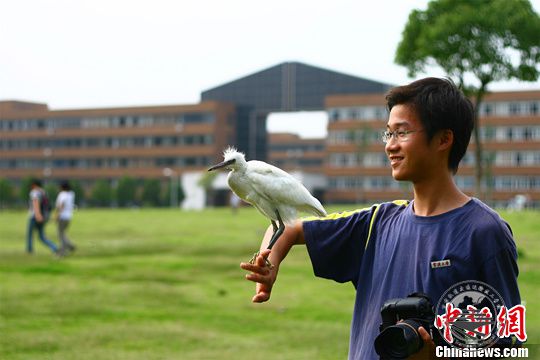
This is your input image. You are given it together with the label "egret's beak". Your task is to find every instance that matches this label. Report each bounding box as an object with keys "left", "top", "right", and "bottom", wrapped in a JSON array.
[{"left": 208, "top": 159, "right": 235, "bottom": 171}]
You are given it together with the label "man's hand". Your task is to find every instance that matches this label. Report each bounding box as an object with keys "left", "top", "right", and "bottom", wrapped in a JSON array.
[
  {"left": 408, "top": 326, "right": 439, "bottom": 360},
  {"left": 240, "top": 249, "right": 277, "bottom": 303},
  {"left": 35, "top": 213, "right": 44, "bottom": 223}
]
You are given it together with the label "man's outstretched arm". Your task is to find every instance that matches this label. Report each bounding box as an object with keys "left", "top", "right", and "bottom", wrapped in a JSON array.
[{"left": 240, "top": 220, "right": 305, "bottom": 302}]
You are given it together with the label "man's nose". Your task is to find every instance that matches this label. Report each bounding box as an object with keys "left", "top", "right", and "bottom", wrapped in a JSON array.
[{"left": 385, "top": 136, "right": 400, "bottom": 152}]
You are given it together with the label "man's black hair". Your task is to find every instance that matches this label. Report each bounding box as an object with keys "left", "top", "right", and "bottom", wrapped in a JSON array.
[
  {"left": 31, "top": 178, "right": 42, "bottom": 187},
  {"left": 60, "top": 180, "right": 71, "bottom": 191},
  {"left": 385, "top": 77, "right": 474, "bottom": 174}
]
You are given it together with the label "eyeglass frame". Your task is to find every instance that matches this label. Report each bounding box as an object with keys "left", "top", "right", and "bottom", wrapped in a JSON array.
[{"left": 381, "top": 129, "right": 424, "bottom": 144}]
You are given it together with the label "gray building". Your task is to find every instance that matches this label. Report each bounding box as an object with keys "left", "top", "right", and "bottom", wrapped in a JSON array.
[{"left": 201, "top": 62, "right": 392, "bottom": 161}]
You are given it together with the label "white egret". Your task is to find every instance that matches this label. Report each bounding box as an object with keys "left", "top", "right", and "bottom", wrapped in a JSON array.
[{"left": 208, "top": 147, "right": 327, "bottom": 265}]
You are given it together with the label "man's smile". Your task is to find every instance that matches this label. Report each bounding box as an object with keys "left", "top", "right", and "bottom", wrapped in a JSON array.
[{"left": 389, "top": 155, "right": 404, "bottom": 166}]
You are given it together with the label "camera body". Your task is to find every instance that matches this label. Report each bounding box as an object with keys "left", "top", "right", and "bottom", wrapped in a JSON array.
[{"left": 374, "top": 292, "right": 436, "bottom": 359}]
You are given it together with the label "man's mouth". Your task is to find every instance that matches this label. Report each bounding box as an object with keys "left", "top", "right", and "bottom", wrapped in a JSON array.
[{"left": 389, "top": 155, "right": 404, "bottom": 166}]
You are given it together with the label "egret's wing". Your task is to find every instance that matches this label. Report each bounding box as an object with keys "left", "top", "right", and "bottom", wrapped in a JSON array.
[{"left": 246, "top": 162, "right": 326, "bottom": 216}]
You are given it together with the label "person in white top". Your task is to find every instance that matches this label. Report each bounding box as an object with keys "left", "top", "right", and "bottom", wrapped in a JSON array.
[{"left": 55, "top": 181, "right": 76, "bottom": 256}]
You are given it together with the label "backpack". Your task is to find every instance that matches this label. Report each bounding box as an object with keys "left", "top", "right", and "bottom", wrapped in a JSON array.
[{"left": 39, "top": 191, "right": 52, "bottom": 221}]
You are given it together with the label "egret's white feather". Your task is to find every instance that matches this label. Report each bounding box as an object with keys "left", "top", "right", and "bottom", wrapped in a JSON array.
[{"left": 216, "top": 148, "right": 327, "bottom": 225}]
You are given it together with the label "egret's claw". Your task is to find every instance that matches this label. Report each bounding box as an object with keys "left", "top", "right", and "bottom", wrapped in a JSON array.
[{"left": 248, "top": 251, "right": 273, "bottom": 268}]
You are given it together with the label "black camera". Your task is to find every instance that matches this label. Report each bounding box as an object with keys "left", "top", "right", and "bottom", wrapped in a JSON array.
[{"left": 374, "top": 292, "right": 435, "bottom": 359}]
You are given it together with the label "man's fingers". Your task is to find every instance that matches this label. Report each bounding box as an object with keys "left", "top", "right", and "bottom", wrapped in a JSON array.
[
  {"left": 255, "top": 250, "right": 268, "bottom": 266},
  {"left": 260, "top": 249, "right": 272, "bottom": 257},
  {"left": 241, "top": 249, "right": 274, "bottom": 303},
  {"left": 255, "top": 249, "right": 271, "bottom": 267},
  {"left": 417, "top": 327, "right": 432, "bottom": 342},
  {"left": 245, "top": 272, "right": 270, "bottom": 284},
  {"left": 252, "top": 291, "right": 270, "bottom": 303},
  {"left": 239, "top": 262, "right": 269, "bottom": 275}
]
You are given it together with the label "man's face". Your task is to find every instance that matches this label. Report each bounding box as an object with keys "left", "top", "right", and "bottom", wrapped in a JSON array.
[{"left": 385, "top": 104, "right": 438, "bottom": 182}]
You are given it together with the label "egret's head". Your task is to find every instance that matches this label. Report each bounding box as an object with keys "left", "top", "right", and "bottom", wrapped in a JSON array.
[{"left": 208, "top": 147, "right": 246, "bottom": 172}]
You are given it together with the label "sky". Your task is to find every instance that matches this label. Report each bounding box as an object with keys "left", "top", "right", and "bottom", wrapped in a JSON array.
[{"left": 1, "top": 0, "right": 540, "bottom": 138}]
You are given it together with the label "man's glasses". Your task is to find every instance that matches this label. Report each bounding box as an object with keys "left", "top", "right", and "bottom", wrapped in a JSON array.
[{"left": 381, "top": 129, "right": 423, "bottom": 144}]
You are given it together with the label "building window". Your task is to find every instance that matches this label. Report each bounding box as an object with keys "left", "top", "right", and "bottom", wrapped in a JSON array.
[
  {"left": 506, "top": 127, "right": 513, "bottom": 140},
  {"left": 483, "top": 103, "right": 493, "bottom": 116},
  {"left": 374, "top": 107, "right": 386, "bottom": 120},
  {"left": 329, "top": 109, "right": 340, "bottom": 122},
  {"left": 530, "top": 102, "right": 539, "bottom": 115},
  {"left": 509, "top": 102, "right": 520, "bottom": 115}
]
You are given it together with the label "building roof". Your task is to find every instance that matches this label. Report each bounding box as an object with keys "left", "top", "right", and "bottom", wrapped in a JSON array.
[
  {"left": 201, "top": 62, "right": 393, "bottom": 112},
  {"left": 269, "top": 132, "right": 325, "bottom": 144},
  {"left": 0, "top": 100, "right": 231, "bottom": 120}
]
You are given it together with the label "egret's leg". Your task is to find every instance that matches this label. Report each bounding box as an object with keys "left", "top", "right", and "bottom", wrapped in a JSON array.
[
  {"left": 271, "top": 220, "right": 278, "bottom": 235},
  {"left": 249, "top": 219, "right": 278, "bottom": 265},
  {"left": 267, "top": 210, "right": 285, "bottom": 250}
]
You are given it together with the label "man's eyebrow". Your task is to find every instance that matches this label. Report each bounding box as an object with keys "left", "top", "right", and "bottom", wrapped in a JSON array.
[{"left": 386, "top": 121, "right": 410, "bottom": 129}]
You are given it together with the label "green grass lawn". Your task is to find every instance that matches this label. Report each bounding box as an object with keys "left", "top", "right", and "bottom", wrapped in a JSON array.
[{"left": 0, "top": 206, "right": 538, "bottom": 359}]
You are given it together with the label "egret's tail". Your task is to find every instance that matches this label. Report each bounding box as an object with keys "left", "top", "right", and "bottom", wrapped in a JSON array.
[{"left": 304, "top": 198, "right": 327, "bottom": 218}]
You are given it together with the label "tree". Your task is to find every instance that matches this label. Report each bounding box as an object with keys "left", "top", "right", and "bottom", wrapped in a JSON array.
[
  {"left": 141, "top": 179, "right": 161, "bottom": 207},
  {"left": 90, "top": 180, "right": 113, "bottom": 207},
  {"left": 116, "top": 176, "right": 137, "bottom": 207},
  {"left": 395, "top": 0, "right": 540, "bottom": 197},
  {"left": 19, "top": 176, "right": 35, "bottom": 202},
  {"left": 198, "top": 171, "right": 218, "bottom": 206},
  {"left": 163, "top": 180, "right": 185, "bottom": 207},
  {"left": 70, "top": 180, "right": 85, "bottom": 207},
  {"left": 0, "top": 178, "right": 15, "bottom": 208},
  {"left": 44, "top": 183, "right": 59, "bottom": 205}
]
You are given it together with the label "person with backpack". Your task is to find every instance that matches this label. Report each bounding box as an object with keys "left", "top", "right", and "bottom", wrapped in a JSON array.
[
  {"left": 26, "top": 179, "right": 58, "bottom": 254},
  {"left": 55, "top": 180, "right": 76, "bottom": 256}
]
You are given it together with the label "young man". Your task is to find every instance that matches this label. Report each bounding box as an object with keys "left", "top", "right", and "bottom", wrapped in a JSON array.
[
  {"left": 241, "top": 78, "right": 521, "bottom": 359},
  {"left": 26, "top": 179, "right": 58, "bottom": 254},
  {"left": 55, "top": 180, "right": 77, "bottom": 256}
]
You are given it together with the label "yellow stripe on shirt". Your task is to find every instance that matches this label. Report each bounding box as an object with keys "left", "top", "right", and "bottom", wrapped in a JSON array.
[
  {"left": 302, "top": 206, "right": 374, "bottom": 222},
  {"left": 302, "top": 200, "right": 410, "bottom": 250}
]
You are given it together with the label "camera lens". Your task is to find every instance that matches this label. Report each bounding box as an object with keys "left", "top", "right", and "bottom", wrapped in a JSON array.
[{"left": 374, "top": 320, "right": 424, "bottom": 359}]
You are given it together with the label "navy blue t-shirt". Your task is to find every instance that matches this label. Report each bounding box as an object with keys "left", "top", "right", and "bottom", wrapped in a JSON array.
[{"left": 303, "top": 198, "right": 520, "bottom": 360}]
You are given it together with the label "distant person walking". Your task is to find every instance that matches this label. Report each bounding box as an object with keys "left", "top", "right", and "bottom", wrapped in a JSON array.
[
  {"left": 26, "top": 179, "right": 58, "bottom": 254},
  {"left": 55, "top": 181, "right": 76, "bottom": 256}
]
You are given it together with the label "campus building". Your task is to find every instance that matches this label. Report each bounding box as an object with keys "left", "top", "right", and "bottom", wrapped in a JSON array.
[
  {"left": 268, "top": 133, "right": 325, "bottom": 173},
  {"left": 0, "top": 100, "right": 236, "bottom": 188},
  {"left": 325, "top": 91, "right": 540, "bottom": 207},
  {"left": 1, "top": 62, "right": 539, "bottom": 207}
]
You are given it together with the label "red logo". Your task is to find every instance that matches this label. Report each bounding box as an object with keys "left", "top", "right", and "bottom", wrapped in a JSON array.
[{"left": 435, "top": 280, "right": 526, "bottom": 349}]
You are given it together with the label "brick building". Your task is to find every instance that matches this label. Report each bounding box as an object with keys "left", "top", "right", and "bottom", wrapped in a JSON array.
[
  {"left": 324, "top": 91, "right": 540, "bottom": 207},
  {"left": 1, "top": 62, "right": 539, "bottom": 207}
]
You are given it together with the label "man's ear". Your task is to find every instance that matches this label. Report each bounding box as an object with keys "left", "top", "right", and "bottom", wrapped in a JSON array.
[{"left": 438, "top": 129, "right": 453, "bottom": 151}]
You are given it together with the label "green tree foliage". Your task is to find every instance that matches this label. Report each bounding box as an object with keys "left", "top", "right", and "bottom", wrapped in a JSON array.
[
  {"left": 141, "top": 179, "right": 161, "bottom": 207},
  {"left": 198, "top": 171, "right": 218, "bottom": 206},
  {"left": 116, "top": 177, "right": 137, "bottom": 207},
  {"left": 44, "top": 183, "right": 59, "bottom": 205},
  {"left": 0, "top": 178, "right": 15, "bottom": 208},
  {"left": 90, "top": 180, "right": 113, "bottom": 207},
  {"left": 70, "top": 180, "right": 85, "bottom": 206},
  {"left": 395, "top": 0, "right": 540, "bottom": 197},
  {"left": 163, "top": 181, "right": 185, "bottom": 207},
  {"left": 19, "top": 177, "right": 35, "bottom": 202}
]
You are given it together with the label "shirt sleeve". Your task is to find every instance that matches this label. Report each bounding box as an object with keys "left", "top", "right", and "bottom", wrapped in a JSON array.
[
  {"left": 30, "top": 189, "right": 40, "bottom": 200},
  {"left": 477, "top": 221, "right": 522, "bottom": 347},
  {"left": 474, "top": 218, "right": 521, "bottom": 307},
  {"left": 56, "top": 192, "right": 65, "bottom": 208},
  {"left": 481, "top": 248, "right": 521, "bottom": 306},
  {"left": 303, "top": 206, "right": 376, "bottom": 284}
]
